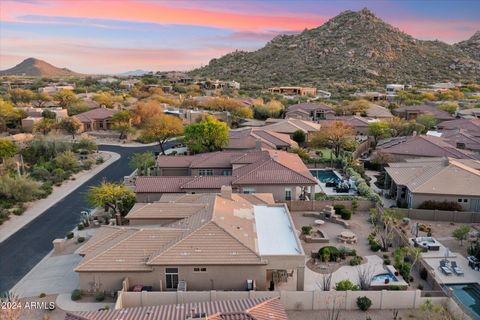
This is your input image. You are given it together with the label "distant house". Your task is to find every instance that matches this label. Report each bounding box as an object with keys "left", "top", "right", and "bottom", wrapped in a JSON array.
[
  {"left": 436, "top": 119, "right": 480, "bottom": 151},
  {"left": 73, "top": 107, "right": 118, "bottom": 132},
  {"left": 268, "top": 86, "right": 317, "bottom": 97},
  {"left": 392, "top": 104, "right": 454, "bottom": 122},
  {"left": 365, "top": 105, "right": 394, "bottom": 119},
  {"left": 65, "top": 297, "right": 288, "bottom": 320},
  {"left": 135, "top": 150, "right": 317, "bottom": 202},
  {"left": 319, "top": 116, "right": 377, "bottom": 135},
  {"left": 384, "top": 157, "right": 480, "bottom": 211},
  {"left": 261, "top": 119, "right": 320, "bottom": 140},
  {"left": 457, "top": 108, "right": 480, "bottom": 119},
  {"left": 21, "top": 116, "right": 42, "bottom": 131},
  {"left": 386, "top": 84, "right": 405, "bottom": 99},
  {"left": 38, "top": 85, "right": 74, "bottom": 94},
  {"left": 285, "top": 102, "right": 335, "bottom": 121},
  {"left": 437, "top": 119, "right": 480, "bottom": 137},
  {"left": 226, "top": 128, "right": 298, "bottom": 151},
  {"left": 375, "top": 135, "right": 480, "bottom": 162},
  {"left": 74, "top": 190, "right": 305, "bottom": 292}
]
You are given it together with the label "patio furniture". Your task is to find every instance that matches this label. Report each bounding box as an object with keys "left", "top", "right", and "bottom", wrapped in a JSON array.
[
  {"left": 467, "top": 256, "right": 480, "bottom": 270},
  {"left": 450, "top": 261, "right": 464, "bottom": 276},
  {"left": 439, "top": 260, "right": 453, "bottom": 276},
  {"left": 338, "top": 231, "right": 357, "bottom": 244},
  {"left": 314, "top": 219, "right": 325, "bottom": 226}
]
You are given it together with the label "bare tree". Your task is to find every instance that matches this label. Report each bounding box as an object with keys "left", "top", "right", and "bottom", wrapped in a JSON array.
[
  {"left": 357, "top": 264, "right": 376, "bottom": 290},
  {"left": 377, "top": 208, "right": 403, "bottom": 252},
  {"left": 318, "top": 271, "right": 333, "bottom": 291},
  {"left": 320, "top": 294, "right": 344, "bottom": 320}
]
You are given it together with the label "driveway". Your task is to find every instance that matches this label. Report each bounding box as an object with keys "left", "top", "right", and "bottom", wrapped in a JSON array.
[{"left": 0, "top": 143, "right": 175, "bottom": 293}]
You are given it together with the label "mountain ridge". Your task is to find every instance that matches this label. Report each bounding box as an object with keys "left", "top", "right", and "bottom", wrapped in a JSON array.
[
  {"left": 191, "top": 8, "right": 480, "bottom": 89},
  {"left": 0, "top": 58, "right": 80, "bottom": 77}
]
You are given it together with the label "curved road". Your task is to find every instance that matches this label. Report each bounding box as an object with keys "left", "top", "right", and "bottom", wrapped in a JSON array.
[{"left": 0, "top": 144, "right": 163, "bottom": 292}]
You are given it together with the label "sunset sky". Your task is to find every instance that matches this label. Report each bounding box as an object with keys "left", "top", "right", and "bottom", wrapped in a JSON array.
[{"left": 1, "top": 0, "right": 479, "bottom": 74}]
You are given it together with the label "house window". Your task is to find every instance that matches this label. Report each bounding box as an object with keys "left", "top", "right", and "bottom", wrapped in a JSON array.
[
  {"left": 193, "top": 267, "right": 207, "bottom": 273},
  {"left": 456, "top": 142, "right": 465, "bottom": 149},
  {"left": 458, "top": 199, "right": 462, "bottom": 202},
  {"left": 99, "top": 121, "right": 104, "bottom": 129},
  {"left": 243, "top": 187, "right": 256, "bottom": 194},
  {"left": 285, "top": 188, "right": 292, "bottom": 201},
  {"left": 222, "top": 170, "right": 232, "bottom": 176},
  {"left": 199, "top": 169, "right": 213, "bottom": 176},
  {"left": 165, "top": 268, "right": 179, "bottom": 289},
  {"left": 463, "top": 199, "right": 468, "bottom": 203},
  {"left": 315, "top": 111, "right": 325, "bottom": 120}
]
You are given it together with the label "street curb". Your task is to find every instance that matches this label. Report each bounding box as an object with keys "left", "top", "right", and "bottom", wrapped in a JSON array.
[{"left": 0, "top": 151, "right": 120, "bottom": 244}]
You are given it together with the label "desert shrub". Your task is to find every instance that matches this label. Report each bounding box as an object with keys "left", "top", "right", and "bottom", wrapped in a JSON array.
[
  {"left": 77, "top": 237, "right": 85, "bottom": 243},
  {"left": 66, "top": 231, "right": 74, "bottom": 239},
  {"left": 77, "top": 224, "right": 84, "bottom": 230},
  {"left": 39, "top": 181, "right": 53, "bottom": 198},
  {"left": 0, "top": 175, "right": 41, "bottom": 202},
  {"left": 370, "top": 242, "right": 381, "bottom": 252},
  {"left": 318, "top": 246, "right": 340, "bottom": 262},
  {"left": 387, "top": 285, "right": 403, "bottom": 291},
  {"left": 55, "top": 151, "right": 80, "bottom": 172},
  {"left": 396, "top": 263, "right": 412, "bottom": 282},
  {"left": 77, "top": 137, "right": 97, "bottom": 153},
  {"left": 301, "top": 226, "right": 312, "bottom": 235},
  {"left": 96, "top": 157, "right": 104, "bottom": 164},
  {"left": 95, "top": 291, "right": 105, "bottom": 302},
  {"left": 333, "top": 204, "right": 346, "bottom": 214},
  {"left": 39, "top": 293, "right": 46, "bottom": 298},
  {"left": 384, "top": 258, "right": 391, "bottom": 265},
  {"left": 71, "top": 289, "right": 82, "bottom": 301},
  {"left": 350, "top": 256, "right": 363, "bottom": 266},
  {"left": 12, "top": 206, "right": 25, "bottom": 216},
  {"left": 81, "top": 159, "right": 95, "bottom": 170},
  {"left": 51, "top": 168, "right": 67, "bottom": 183},
  {"left": 30, "top": 166, "right": 51, "bottom": 181},
  {"left": 357, "top": 296, "right": 372, "bottom": 311},
  {"left": 417, "top": 284, "right": 424, "bottom": 290},
  {"left": 418, "top": 200, "right": 463, "bottom": 211},
  {"left": 340, "top": 209, "right": 352, "bottom": 220},
  {"left": 335, "top": 280, "right": 359, "bottom": 291}
]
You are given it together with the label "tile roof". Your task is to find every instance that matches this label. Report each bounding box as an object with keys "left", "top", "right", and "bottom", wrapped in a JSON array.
[
  {"left": 262, "top": 119, "right": 320, "bottom": 134},
  {"left": 386, "top": 157, "right": 480, "bottom": 195},
  {"left": 141, "top": 150, "right": 316, "bottom": 193},
  {"left": 65, "top": 297, "right": 287, "bottom": 320},
  {"left": 437, "top": 118, "right": 480, "bottom": 137},
  {"left": 73, "top": 107, "right": 118, "bottom": 123},
  {"left": 125, "top": 202, "right": 207, "bottom": 220},
  {"left": 376, "top": 135, "right": 480, "bottom": 160},
  {"left": 227, "top": 128, "right": 296, "bottom": 150},
  {"left": 392, "top": 104, "right": 454, "bottom": 120},
  {"left": 286, "top": 102, "right": 334, "bottom": 113},
  {"left": 365, "top": 105, "right": 394, "bottom": 118}
]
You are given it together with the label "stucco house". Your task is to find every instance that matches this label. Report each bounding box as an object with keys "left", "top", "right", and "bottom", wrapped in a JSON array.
[
  {"left": 74, "top": 189, "right": 305, "bottom": 293},
  {"left": 73, "top": 107, "right": 118, "bottom": 132},
  {"left": 375, "top": 135, "right": 480, "bottom": 162},
  {"left": 384, "top": 157, "right": 480, "bottom": 211},
  {"left": 135, "top": 150, "right": 317, "bottom": 202},
  {"left": 261, "top": 119, "right": 320, "bottom": 140},
  {"left": 226, "top": 128, "right": 298, "bottom": 151},
  {"left": 285, "top": 102, "right": 335, "bottom": 121},
  {"left": 392, "top": 104, "right": 454, "bottom": 122}
]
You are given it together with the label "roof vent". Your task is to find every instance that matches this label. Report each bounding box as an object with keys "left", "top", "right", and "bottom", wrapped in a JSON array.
[{"left": 220, "top": 185, "right": 233, "bottom": 200}]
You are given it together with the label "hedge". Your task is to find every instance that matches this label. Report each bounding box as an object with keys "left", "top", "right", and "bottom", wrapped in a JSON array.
[{"left": 346, "top": 167, "right": 381, "bottom": 203}]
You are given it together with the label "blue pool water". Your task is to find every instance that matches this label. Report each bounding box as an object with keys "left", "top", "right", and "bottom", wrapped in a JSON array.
[
  {"left": 371, "top": 273, "right": 398, "bottom": 283},
  {"left": 309, "top": 169, "right": 340, "bottom": 183},
  {"left": 447, "top": 284, "right": 480, "bottom": 320}
]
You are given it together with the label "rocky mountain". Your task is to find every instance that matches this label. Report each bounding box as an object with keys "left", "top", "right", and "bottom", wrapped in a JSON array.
[
  {"left": 191, "top": 9, "right": 480, "bottom": 89},
  {"left": 0, "top": 58, "right": 80, "bottom": 77},
  {"left": 455, "top": 31, "right": 480, "bottom": 61},
  {"left": 117, "top": 69, "right": 149, "bottom": 76}
]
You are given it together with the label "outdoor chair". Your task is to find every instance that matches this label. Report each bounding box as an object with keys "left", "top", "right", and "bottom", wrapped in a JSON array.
[
  {"left": 439, "top": 260, "right": 452, "bottom": 276},
  {"left": 450, "top": 261, "right": 464, "bottom": 276}
]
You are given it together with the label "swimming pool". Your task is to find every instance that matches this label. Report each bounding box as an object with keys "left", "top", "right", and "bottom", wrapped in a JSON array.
[
  {"left": 371, "top": 272, "right": 398, "bottom": 283},
  {"left": 309, "top": 169, "right": 340, "bottom": 183},
  {"left": 447, "top": 283, "right": 480, "bottom": 320}
]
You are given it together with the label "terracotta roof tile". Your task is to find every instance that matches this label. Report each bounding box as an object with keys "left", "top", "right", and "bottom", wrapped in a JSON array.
[{"left": 73, "top": 108, "right": 117, "bottom": 123}]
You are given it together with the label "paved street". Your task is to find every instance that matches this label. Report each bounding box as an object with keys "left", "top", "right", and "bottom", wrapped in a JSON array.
[{"left": 0, "top": 143, "right": 165, "bottom": 293}]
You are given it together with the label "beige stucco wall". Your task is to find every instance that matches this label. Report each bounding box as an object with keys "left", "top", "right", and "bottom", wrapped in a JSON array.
[
  {"left": 78, "top": 255, "right": 305, "bottom": 292},
  {"left": 238, "top": 185, "right": 306, "bottom": 202},
  {"left": 411, "top": 193, "right": 480, "bottom": 212},
  {"left": 160, "top": 168, "right": 190, "bottom": 176}
]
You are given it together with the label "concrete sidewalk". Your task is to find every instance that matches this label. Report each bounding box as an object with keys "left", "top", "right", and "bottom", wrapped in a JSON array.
[{"left": 0, "top": 151, "right": 120, "bottom": 244}]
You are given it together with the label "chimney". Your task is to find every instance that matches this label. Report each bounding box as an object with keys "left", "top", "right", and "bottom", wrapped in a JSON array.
[{"left": 220, "top": 185, "right": 232, "bottom": 200}]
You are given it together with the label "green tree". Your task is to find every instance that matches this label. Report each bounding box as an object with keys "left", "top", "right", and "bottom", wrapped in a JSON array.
[
  {"left": 0, "top": 99, "right": 26, "bottom": 129},
  {"left": 437, "top": 102, "right": 459, "bottom": 114},
  {"left": 77, "top": 136, "right": 97, "bottom": 153},
  {"left": 368, "top": 121, "right": 390, "bottom": 144},
  {"left": 34, "top": 118, "right": 57, "bottom": 135},
  {"left": 86, "top": 182, "right": 135, "bottom": 216},
  {"left": 0, "top": 175, "right": 41, "bottom": 202},
  {"left": 310, "top": 121, "right": 354, "bottom": 158},
  {"left": 184, "top": 115, "right": 229, "bottom": 153},
  {"left": 292, "top": 130, "right": 306, "bottom": 145},
  {"left": 54, "top": 89, "right": 78, "bottom": 108},
  {"left": 0, "top": 139, "right": 18, "bottom": 160},
  {"left": 415, "top": 114, "right": 436, "bottom": 132},
  {"left": 140, "top": 114, "right": 184, "bottom": 154},
  {"left": 59, "top": 117, "right": 82, "bottom": 139},
  {"left": 452, "top": 225, "right": 470, "bottom": 246},
  {"left": 9, "top": 88, "right": 35, "bottom": 104},
  {"left": 111, "top": 110, "right": 133, "bottom": 139},
  {"left": 93, "top": 91, "right": 122, "bottom": 108},
  {"left": 129, "top": 151, "right": 155, "bottom": 175},
  {"left": 32, "top": 92, "right": 52, "bottom": 108}
]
